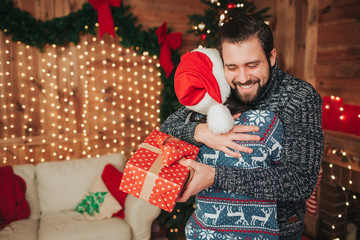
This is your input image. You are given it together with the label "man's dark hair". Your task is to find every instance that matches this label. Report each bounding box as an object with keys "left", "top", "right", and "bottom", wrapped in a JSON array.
[{"left": 217, "top": 15, "right": 274, "bottom": 59}]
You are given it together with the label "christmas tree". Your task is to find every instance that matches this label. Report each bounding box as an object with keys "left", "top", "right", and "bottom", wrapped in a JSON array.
[
  {"left": 156, "top": 1, "right": 271, "bottom": 239},
  {"left": 188, "top": 0, "right": 271, "bottom": 48}
]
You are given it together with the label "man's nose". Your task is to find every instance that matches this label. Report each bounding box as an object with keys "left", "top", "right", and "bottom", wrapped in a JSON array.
[{"left": 235, "top": 68, "right": 249, "bottom": 84}]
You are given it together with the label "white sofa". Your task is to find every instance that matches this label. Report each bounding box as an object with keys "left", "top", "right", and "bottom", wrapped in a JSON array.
[{"left": 0, "top": 153, "right": 161, "bottom": 240}]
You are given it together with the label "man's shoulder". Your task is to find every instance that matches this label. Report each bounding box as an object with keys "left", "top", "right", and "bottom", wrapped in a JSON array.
[{"left": 279, "top": 72, "right": 321, "bottom": 102}]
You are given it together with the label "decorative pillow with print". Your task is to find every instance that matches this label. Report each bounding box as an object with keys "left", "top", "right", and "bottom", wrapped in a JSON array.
[{"left": 75, "top": 175, "right": 122, "bottom": 221}]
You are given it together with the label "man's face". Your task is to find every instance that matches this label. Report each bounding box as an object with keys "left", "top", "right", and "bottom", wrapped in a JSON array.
[{"left": 222, "top": 37, "right": 276, "bottom": 104}]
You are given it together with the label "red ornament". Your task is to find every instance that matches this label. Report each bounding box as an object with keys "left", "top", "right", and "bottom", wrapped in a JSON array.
[
  {"left": 227, "top": 3, "right": 235, "bottom": 9},
  {"left": 200, "top": 34, "right": 207, "bottom": 41}
]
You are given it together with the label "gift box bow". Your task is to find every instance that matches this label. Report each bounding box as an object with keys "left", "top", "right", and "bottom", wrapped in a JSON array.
[
  {"left": 134, "top": 131, "right": 198, "bottom": 202},
  {"left": 154, "top": 133, "right": 197, "bottom": 166}
]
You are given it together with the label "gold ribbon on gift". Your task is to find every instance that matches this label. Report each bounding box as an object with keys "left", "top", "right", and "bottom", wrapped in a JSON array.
[{"left": 138, "top": 142, "right": 164, "bottom": 201}]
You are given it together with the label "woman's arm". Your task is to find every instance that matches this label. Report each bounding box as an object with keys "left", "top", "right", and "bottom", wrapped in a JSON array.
[
  {"left": 160, "top": 106, "right": 202, "bottom": 147},
  {"left": 160, "top": 107, "right": 261, "bottom": 157}
]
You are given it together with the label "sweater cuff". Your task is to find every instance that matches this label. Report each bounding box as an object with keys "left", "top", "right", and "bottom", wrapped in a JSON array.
[
  {"left": 183, "top": 122, "right": 204, "bottom": 148},
  {"left": 213, "top": 165, "right": 224, "bottom": 188}
]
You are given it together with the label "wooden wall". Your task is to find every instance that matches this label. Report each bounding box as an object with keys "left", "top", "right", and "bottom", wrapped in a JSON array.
[
  {"left": 1, "top": 0, "right": 360, "bottom": 238},
  {"left": 316, "top": 0, "right": 360, "bottom": 160},
  {"left": 253, "top": 0, "right": 319, "bottom": 86},
  {"left": 253, "top": 1, "right": 360, "bottom": 239},
  {"left": 9, "top": 0, "right": 206, "bottom": 54},
  {"left": 316, "top": 1, "right": 360, "bottom": 239},
  {"left": 1, "top": 0, "right": 358, "bottom": 159},
  {"left": 316, "top": 0, "right": 360, "bottom": 106},
  {"left": 125, "top": 0, "right": 207, "bottom": 55},
  {"left": 0, "top": 0, "right": 208, "bottom": 165}
]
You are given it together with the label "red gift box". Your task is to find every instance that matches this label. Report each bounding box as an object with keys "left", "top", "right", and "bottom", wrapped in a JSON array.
[
  {"left": 119, "top": 129, "right": 199, "bottom": 212},
  {"left": 339, "top": 104, "right": 360, "bottom": 136},
  {"left": 322, "top": 96, "right": 343, "bottom": 131}
]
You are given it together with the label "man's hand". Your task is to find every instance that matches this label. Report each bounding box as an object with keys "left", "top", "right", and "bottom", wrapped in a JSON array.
[
  {"left": 177, "top": 159, "right": 215, "bottom": 202},
  {"left": 194, "top": 113, "right": 260, "bottom": 158}
]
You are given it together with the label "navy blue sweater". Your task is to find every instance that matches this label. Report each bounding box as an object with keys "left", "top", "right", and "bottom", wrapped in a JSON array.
[{"left": 160, "top": 62, "right": 324, "bottom": 238}]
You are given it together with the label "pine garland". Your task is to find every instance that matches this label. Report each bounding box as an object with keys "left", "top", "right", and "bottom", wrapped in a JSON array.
[{"left": 0, "top": 0, "right": 181, "bottom": 122}]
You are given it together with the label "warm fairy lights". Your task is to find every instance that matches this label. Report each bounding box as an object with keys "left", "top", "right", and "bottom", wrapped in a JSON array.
[
  {"left": 325, "top": 145, "right": 359, "bottom": 237},
  {"left": 322, "top": 95, "right": 360, "bottom": 136},
  {"left": 0, "top": 32, "right": 162, "bottom": 164}
]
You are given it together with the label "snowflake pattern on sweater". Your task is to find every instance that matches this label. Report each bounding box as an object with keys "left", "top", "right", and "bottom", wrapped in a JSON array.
[{"left": 185, "top": 110, "right": 283, "bottom": 240}]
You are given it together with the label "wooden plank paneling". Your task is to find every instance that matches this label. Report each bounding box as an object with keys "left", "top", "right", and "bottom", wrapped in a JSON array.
[
  {"left": 316, "top": 0, "right": 360, "bottom": 105},
  {"left": 2, "top": 1, "right": 357, "bottom": 168},
  {"left": 273, "top": 0, "right": 296, "bottom": 74},
  {"left": 317, "top": 45, "right": 360, "bottom": 63},
  {"left": 1, "top": 0, "right": 172, "bottom": 164},
  {"left": 315, "top": 63, "right": 360, "bottom": 77},
  {"left": 316, "top": 76, "right": 360, "bottom": 105},
  {"left": 319, "top": 1, "right": 360, "bottom": 23},
  {"left": 124, "top": 0, "right": 207, "bottom": 54},
  {"left": 318, "top": 21, "right": 360, "bottom": 46}
]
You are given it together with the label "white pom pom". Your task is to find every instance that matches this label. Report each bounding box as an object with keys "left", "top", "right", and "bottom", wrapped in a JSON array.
[{"left": 207, "top": 104, "right": 233, "bottom": 134}]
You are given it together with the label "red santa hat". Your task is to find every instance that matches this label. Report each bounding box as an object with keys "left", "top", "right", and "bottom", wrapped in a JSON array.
[{"left": 174, "top": 48, "right": 233, "bottom": 134}]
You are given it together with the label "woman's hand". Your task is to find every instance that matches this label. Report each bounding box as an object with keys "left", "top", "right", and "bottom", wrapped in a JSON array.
[{"left": 194, "top": 113, "right": 260, "bottom": 158}]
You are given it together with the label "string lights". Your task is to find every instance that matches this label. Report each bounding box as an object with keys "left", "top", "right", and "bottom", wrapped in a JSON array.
[
  {"left": 0, "top": 30, "right": 162, "bottom": 165},
  {"left": 322, "top": 143, "right": 359, "bottom": 238},
  {"left": 322, "top": 95, "right": 360, "bottom": 136}
]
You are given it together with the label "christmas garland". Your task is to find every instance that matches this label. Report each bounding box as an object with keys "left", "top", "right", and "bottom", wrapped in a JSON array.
[{"left": 0, "top": 0, "right": 181, "bottom": 122}]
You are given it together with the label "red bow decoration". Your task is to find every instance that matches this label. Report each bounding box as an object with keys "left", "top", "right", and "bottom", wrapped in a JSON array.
[
  {"left": 155, "top": 22, "right": 182, "bottom": 77},
  {"left": 88, "top": 0, "right": 121, "bottom": 38},
  {"left": 156, "top": 134, "right": 197, "bottom": 167}
]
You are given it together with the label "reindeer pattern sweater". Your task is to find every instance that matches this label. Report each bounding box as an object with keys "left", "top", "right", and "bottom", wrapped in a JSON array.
[
  {"left": 185, "top": 110, "right": 283, "bottom": 240},
  {"left": 160, "top": 62, "right": 324, "bottom": 238}
]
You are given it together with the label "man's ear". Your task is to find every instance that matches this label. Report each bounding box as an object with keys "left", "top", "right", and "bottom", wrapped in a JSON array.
[{"left": 270, "top": 48, "right": 276, "bottom": 67}]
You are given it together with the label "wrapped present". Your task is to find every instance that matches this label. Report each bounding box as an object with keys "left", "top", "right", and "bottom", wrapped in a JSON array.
[
  {"left": 119, "top": 129, "right": 199, "bottom": 212},
  {"left": 322, "top": 96, "right": 343, "bottom": 131}
]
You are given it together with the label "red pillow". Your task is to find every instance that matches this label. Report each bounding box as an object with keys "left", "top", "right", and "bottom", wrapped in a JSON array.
[
  {"left": 0, "top": 166, "right": 30, "bottom": 230},
  {"left": 101, "top": 164, "right": 127, "bottom": 218}
]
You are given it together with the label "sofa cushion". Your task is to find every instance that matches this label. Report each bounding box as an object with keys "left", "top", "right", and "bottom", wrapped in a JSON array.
[
  {"left": 0, "top": 218, "right": 38, "bottom": 240},
  {"left": 38, "top": 211, "right": 131, "bottom": 240},
  {"left": 75, "top": 175, "right": 122, "bottom": 221},
  {"left": 36, "top": 153, "right": 125, "bottom": 214},
  {"left": 0, "top": 166, "right": 30, "bottom": 229},
  {"left": 13, "top": 164, "right": 40, "bottom": 220},
  {"left": 102, "top": 164, "right": 128, "bottom": 218}
]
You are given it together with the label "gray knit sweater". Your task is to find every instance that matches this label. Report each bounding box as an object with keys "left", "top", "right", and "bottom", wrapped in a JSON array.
[{"left": 159, "top": 62, "right": 324, "bottom": 238}]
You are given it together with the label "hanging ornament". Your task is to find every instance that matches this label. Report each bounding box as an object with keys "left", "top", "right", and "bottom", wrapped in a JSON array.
[
  {"left": 200, "top": 34, "right": 207, "bottom": 41},
  {"left": 218, "top": 13, "right": 225, "bottom": 26},
  {"left": 227, "top": 2, "right": 236, "bottom": 9},
  {"left": 198, "top": 22, "right": 206, "bottom": 31}
]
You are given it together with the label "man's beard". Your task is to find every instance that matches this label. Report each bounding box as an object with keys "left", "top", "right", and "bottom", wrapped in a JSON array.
[
  {"left": 232, "top": 79, "right": 262, "bottom": 104},
  {"left": 224, "top": 86, "right": 266, "bottom": 115},
  {"left": 225, "top": 76, "right": 271, "bottom": 115}
]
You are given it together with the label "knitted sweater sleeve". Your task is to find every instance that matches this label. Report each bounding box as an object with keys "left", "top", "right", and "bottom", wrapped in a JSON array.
[
  {"left": 160, "top": 106, "right": 203, "bottom": 147},
  {"left": 214, "top": 88, "right": 324, "bottom": 202}
]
